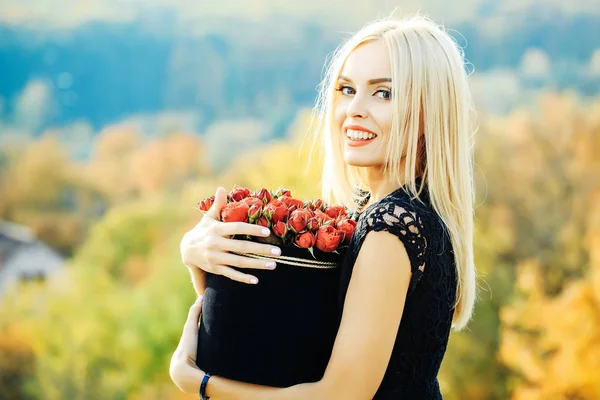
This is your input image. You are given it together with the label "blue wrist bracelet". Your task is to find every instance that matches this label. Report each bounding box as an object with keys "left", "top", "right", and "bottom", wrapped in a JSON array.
[{"left": 200, "top": 372, "right": 211, "bottom": 400}]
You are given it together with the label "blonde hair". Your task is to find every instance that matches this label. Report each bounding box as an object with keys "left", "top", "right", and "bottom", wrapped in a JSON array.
[{"left": 308, "top": 15, "right": 477, "bottom": 330}]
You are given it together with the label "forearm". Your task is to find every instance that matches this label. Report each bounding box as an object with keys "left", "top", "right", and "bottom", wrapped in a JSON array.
[
  {"left": 188, "top": 265, "right": 205, "bottom": 296},
  {"left": 207, "top": 376, "right": 326, "bottom": 400}
]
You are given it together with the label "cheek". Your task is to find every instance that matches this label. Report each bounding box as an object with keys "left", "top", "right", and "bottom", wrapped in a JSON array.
[{"left": 333, "top": 99, "right": 348, "bottom": 125}]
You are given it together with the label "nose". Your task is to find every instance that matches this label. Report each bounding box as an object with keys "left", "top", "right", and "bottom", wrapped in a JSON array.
[{"left": 345, "top": 93, "right": 368, "bottom": 119}]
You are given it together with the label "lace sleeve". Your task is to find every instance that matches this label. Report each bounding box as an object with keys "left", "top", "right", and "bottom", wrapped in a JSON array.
[{"left": 363, "top": 201, "right": 427, "bottom": 294}]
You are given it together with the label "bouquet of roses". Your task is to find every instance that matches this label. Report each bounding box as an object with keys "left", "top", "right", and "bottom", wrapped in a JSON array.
[{"left": 197, "top": 185, "right": 357, "bottom": 261}]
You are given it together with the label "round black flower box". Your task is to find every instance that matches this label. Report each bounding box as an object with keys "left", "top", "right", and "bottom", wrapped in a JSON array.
[{"left": 195, "top": 243, "right": 342, "bottom": 387}]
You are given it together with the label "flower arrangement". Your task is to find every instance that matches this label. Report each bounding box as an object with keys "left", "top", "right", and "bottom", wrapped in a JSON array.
[{"left": 197, "top": 185, "right": 357, "bottom": 260}]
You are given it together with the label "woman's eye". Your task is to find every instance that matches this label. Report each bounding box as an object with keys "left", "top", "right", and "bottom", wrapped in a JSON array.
[
  {"left": 375, "top": 88, "right": 392, "bottom": 100},
  {"left": 337, "top": 85, "right": 355, "bottom": 96}
]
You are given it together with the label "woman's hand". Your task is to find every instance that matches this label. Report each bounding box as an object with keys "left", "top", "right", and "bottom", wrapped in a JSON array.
[
  {"left": 181, "top": 187, "right": 282, "bottom": 285},
  {"left": 169, "top": 296, "right": 206, "bottom": 393}
]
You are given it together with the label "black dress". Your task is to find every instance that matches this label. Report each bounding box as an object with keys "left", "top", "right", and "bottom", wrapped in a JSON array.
[{"left": 339, "top": 183, "right": 457, "bottom": 399}]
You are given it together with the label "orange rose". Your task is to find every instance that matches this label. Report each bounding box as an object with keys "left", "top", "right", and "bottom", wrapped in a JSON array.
[
  {"left": 221, "top": 202, "right": 250, "bottom": 223},
  {"left": 315, "top": 225, "right": 344, "bottom": 252},
  {"left": 295, "top": 231, "right": 316, "bottom": 249},
  {"left": 198, "top": 195, "right": 215, "bottom": 211},
  {"left": 264, "top": 199, "right": 289, "bottom": 224},
  {"left": 229, "top": 185, "right": 251, "bottom": 202},
  {"left": 336, "top": 219, "right": 357, "bottom": 243}
]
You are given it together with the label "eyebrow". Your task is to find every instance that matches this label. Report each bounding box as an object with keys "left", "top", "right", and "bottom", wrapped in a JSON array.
[{"left": 338, "top": 75, "right": 392, "bottom": 85}]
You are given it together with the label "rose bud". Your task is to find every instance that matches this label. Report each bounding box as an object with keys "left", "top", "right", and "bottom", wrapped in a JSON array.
[
  {"left": 229, "top": 185, "right": 251, "bottom": 202},
  {"left": 279, "top": 195, "right": 305, "bottom": 210},
  {"left": 275, "top": 188, "right": 292, "bottom": 198},
  {"left": 273, "top": 221, "right": 289, "bottom": 238},
  {"left": 314, "top": 209, "right": 334, "bottom": 224},
  {"left": 197, "top": 195, "right": 215, "bottom": 211},
  {"left": 295, "top": 231, "right": 316, "bottom": 249},
  {"left": 242, "top": 196, "right": 264, "bottom": 209},
  {"left": 315, "top": 225, "right": 344, "bottom": 252},
  {"left": 256, "top": 216, "right": 270, "bottom": 229},
  {"left": 288, "top": 209, "right": 308, "bottom": 233},
  {"left": 264, "top": 199, "right": 289, "bottom": 224},
  {"left": 287, "top": 205, "right": 298, "bottom": 214},
  {"left": 307, "top": 217, "right": 320, "bottom": 232},
  {"left": 325, "top": 205, "right": 348, "bottom": 219},
  {"left": 248, "top": 204, "right": 263, "bottom": 223},
  {"left": 313, "top": 199, "right": 325, "bottom": 211},
  {"left": 336, "top": 218, "right": 357, "bottom": 243},
  {"left": 221, "top": 202, "right": 250, "bottom": 223},
  {"left": 256, "top": 188, "right": 273, "bottom": 204}
]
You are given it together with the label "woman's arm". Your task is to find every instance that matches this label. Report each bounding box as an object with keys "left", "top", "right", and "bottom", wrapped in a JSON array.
[{"left": 205, "top": 229, "right": 412, "bottom": 399}]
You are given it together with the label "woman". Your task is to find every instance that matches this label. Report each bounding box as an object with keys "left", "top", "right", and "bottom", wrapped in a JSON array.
[{"left": 172, "top": 14, "right": 477, "bottom": 399}]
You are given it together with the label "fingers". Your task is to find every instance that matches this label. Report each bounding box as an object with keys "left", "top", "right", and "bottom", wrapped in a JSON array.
[
  {"left": 213, "top": 265, "right": 259, "bottom": 285},
  {"left": 204, "top": 187, "right": 228, "bottom": 220},
  {"left": 186, "top": 296, "right": 203, "bottom": 327},
  {"left": 178, "top": 296, "right": 203, "bottom": 357},
  {"left": 218, "top": 236, "right": 280, "bottom": 257},
  {"left": 215, "top": 221, "right": 273, "bottom": 239}
]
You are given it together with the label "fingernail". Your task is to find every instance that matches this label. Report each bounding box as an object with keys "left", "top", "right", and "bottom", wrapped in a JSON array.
[
  {"left": 262, "top": 228, "right": 270, "bottom": 236},
  {"left": 271, "top": 247, "right": 281, "bottom": 256},
  {"left": 250, "top": 278, "right": 259, "bottom": 284},
  {"left": 266, "top": 262, "right": 276, "bottom": 269}
]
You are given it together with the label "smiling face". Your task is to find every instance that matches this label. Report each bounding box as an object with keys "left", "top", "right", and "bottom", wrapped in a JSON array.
[{"left": 333, "top": 40, "right": 393, "bottom": 168}]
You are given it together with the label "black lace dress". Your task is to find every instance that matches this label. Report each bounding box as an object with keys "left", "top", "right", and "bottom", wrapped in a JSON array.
[{"left": 339, "top": 183, "right": 457, "bottom": 399}]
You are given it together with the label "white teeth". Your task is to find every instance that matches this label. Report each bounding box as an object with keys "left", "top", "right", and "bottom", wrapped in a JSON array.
[{"left": 346, "top": 129, "right": 376, "bottom": 140}]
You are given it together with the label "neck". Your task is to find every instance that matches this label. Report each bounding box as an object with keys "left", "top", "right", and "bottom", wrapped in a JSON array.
[{"left": 364, "top": 165, "right": 406, "bottom": 205}]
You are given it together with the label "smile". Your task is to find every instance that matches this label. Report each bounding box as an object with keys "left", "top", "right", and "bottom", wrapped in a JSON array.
[{"left": 345, "top": 128, "right": 377, "bottom": 146}]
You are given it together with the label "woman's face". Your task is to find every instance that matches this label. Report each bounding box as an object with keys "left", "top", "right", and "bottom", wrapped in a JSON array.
[{"left": 333, "top": 40, "right": 393, "bottom": 168}]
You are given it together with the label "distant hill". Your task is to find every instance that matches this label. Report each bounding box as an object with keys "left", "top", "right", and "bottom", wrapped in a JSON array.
[{"left": 0, "top": 6, "right": 599, "bottom": 134}]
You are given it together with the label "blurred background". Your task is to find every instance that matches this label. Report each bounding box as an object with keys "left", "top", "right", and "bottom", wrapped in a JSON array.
[{"left": 0, "top": 0, "right": 599, "bottom": 399}]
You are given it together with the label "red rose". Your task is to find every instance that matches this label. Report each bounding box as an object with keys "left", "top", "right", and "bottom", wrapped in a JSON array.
[
  {"left": 307, "top": 217, "right": 320, "bottom": 232},
  {"left": 248, "top": 204, "right": 263, "bottom": 223},
  {"left": 273, "top": 221, "right": 288, "bottom": 238},
  {"left": 279, "top": 195, "right": 305, "bottom": 210},
  {"left": 242, "top": 197, "right": 264, "bottom": 209},
  {"left": 221, "top": 202, "right": 250, "bottom": 223},
  {"left": 315, "top": 225, "right": 344, "bottom": 252},
  {"left": 198, "top": 195, "right": 215, "bottom": 211},
  {"left": 229, "top": 185, "right": 251, "bottom": 202},
  {"left": 264, "top": 199, "right": 289, "bottom": 224},
  {"left": 256, "top": 216, "right": 270, "bottom": 228},
  {"left": 295, "top": 231, "right": 316, "bottom": 249},
  {"left": 325, "top": 205, "right": 348, "bottom": 219},
  {"left": 314, "top": 209, "right": 334, "bottom": 224},
  {"left": 256, "top": 188, "right": 273, "bottom": 204},
  {"left": 336, "top": 219, "right": 357, "bottom": 243},
  {"left": 288, "top": 209, "right": 309, "bottom": 233}
]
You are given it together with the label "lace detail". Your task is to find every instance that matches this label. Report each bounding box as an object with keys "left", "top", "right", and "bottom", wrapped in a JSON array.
[{"left": 351, "top": 200, "right": 427, "bottom": 295}]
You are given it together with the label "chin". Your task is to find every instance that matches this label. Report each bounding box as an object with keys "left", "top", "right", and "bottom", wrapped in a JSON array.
[{"left": 343, "top": 155, "right": 380, "bottom": 167}]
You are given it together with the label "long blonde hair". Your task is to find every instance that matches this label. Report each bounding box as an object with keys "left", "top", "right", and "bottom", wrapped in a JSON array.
[{"left": 308, "top": 15, "right": 477, "bottom": 330}]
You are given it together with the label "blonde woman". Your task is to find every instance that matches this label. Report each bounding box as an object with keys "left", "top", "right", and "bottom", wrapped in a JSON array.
[{"left": 171, "top": 14, "right": 477, "bottom": 399}]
